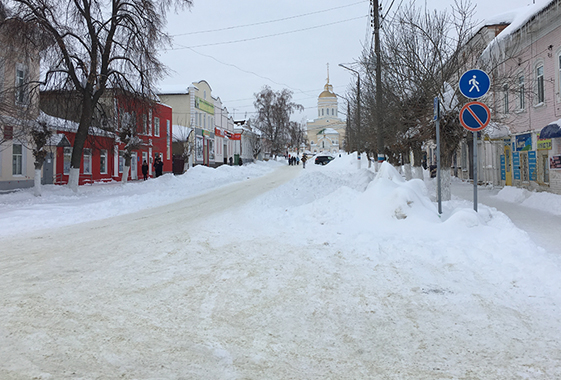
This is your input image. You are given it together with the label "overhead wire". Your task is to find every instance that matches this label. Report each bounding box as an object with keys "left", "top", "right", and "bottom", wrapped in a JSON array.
[
  {"left": 171, "top": 1, "right": 368, "bottom": 37},
  {"left": 169, "top": 16, "right": 368, "bottom": 50}
]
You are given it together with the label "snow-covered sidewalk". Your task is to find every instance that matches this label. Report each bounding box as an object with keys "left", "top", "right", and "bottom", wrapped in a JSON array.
[{"left": 1, "top": 155, "right": 560, "bottom": 379}]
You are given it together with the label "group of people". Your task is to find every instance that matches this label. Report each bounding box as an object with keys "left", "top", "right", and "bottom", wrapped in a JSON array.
[
  {"left": 287, "top": 153, "right": 308, "bottom": 168},
  {"left": 288, "top": 154, "right": 300, "bottom": 166},
  {"left": 141, "top": 156, "right": 163, "bottom": 180}
]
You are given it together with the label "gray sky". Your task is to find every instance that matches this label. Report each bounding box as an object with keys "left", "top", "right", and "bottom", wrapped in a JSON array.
[{"left": 159, "top": 0, "right": 536, "bottom": 123}]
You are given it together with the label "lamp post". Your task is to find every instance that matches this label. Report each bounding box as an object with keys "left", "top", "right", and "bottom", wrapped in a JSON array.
[{"left": 339, "top": 64, "right": 361, "bottom": 156}]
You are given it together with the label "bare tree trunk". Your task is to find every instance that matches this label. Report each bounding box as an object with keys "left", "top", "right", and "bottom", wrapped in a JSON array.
[
  {"left": 68, "top": 168, "right": 80, "bottom": 192},
  {"left": 122, "top": 166, "right": 130, "bottom": 184},
  {"left": 33, "top": 168, "right": 42, "bottom": 196}
]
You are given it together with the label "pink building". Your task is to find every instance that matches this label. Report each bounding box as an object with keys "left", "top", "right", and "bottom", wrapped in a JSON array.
[{"left": 483, "top": 0, "right": 561, "bottom": 193}]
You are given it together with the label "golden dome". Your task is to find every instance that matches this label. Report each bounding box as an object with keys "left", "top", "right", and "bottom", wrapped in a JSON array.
[{"left": 319, "top": 83, "right": 336, "bottom": 98}]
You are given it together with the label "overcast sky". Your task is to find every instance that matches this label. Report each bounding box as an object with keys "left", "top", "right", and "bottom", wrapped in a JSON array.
[{"left": 159, "top": 0, "right": 538, "bottom": 124}]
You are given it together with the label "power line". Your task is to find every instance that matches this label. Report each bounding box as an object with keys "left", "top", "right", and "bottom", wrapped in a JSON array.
[
  {"left": 171, "top": 1, "right": 368, "bottom": 37},
  {"left": 169, "top": 16, "right": 368, "bottom": 50}
]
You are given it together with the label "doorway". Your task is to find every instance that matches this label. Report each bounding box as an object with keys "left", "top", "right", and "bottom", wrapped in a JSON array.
[{"left": 504, "top": 145, "right": 512, "bottom": 186}]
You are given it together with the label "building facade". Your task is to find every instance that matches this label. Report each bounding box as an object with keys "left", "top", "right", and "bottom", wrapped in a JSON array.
[
  {"left": 0, "top": 16, "right": 41, "bottom": 191},
  {"left": 159, "top": 80, "right": 235, "bottom": 168}
]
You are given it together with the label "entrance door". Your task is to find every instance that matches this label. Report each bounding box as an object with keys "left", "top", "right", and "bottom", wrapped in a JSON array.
[
  {"left": 504, "top": 145, "right": 512, "bottom": 186},
  {"left": 42, "top": 152, "right": 54, "bottom": 185},
  {"left": 131, "top": 152, "right": 138, "bottom": 180},
  {"left": 538, "top": 151, "right": 549, "bottom": 185}
]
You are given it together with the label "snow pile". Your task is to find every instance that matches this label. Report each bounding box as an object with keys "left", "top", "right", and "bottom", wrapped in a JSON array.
[
  {"left": 495, "top": 185, "right": 561, "bottom": 216},
  {"left": 0, "top": 160, "right": 282, "bottom": 237}
]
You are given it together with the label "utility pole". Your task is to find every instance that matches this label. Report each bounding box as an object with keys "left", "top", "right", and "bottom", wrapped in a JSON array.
[{"left": 372, "top": 0, "right": 384, "bottom": 162}]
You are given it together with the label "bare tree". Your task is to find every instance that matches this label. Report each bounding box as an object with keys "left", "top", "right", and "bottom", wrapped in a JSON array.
[
  {"left": 253, "top": 86, "right": 303, "bottom": 157},
  {"left": 6, "top": 0, "right": 192, "bottom": 192},
  {"left": 172, "top": 125, "right": 194, "bottom": 172},
  {"left": 355, "top": 0, "right": 479, "bottom": 198}
]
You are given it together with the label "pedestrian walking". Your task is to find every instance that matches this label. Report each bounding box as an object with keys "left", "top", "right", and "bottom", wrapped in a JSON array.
[
  {"left": 154, "top": 156, "right": 163, "bottom": 177},
  {"left": 141, "top": 160, "right": 149, "bottom": 180}
]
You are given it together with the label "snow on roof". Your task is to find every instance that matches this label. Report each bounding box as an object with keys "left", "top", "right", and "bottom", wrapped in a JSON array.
[
  {"left": 485, "top": 122, "right": 511, "bottom": 139},
  {"left": 488, "top": 0, "right": 554, "bottom": 45},
  {"left": 157, "top": 84, "right": 190, "bottom": 95},
  {"left": 172, "top": 125, "right": 193, "bottom": 140},
  {"left": 317, "top": 128, "right": 339, "bottom": 135},
  {"left": 38, "top": 111, "right": 79, "bottom": 131}
]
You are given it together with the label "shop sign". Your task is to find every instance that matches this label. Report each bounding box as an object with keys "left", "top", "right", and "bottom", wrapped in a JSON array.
[
  {"left": 537, "top": 134, "right": 552, "bottom": 150},
  {"left": 215, "top": 128, "right": 225, "bottom": 138},
  {"left": 195, "top": 97, "right": 215, "bottom": 115},
  {"left": 551, "top": 154, "right": 561, "bottom": 170},
  {"left": 515, "top": 133, "right": 532, "bottom": 151}
]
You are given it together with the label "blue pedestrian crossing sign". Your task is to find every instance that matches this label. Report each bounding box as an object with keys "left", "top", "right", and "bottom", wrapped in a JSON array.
[
  {"left": 459, "top": 69, "right": 490, "bottom": 99},
  {"left": 460, "top": 101, "right": 491, "bottom": 132}
]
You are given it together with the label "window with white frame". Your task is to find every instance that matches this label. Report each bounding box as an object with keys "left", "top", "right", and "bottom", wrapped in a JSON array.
[
  {"left": 118, "top": 151, "right": 124, "bottom": 173},
  {"left": 15, "top": 64, "right": 28, "bottom": 105},
  {"left": 503, "top": 84, "right": 509, "bottom": 114},
  {"left": 518, "top": 75, "right": 525, "bottom": 110},
  {"left": 83, "top": 148, "right": 92, "bottom": 174},
  {"left": 166, "top": 120, "right": 171, "bottom": 160},
  {"left": 12, "top": 143, "right": 23, "bottom": 175},
  {"left": 63, "top": 147, "right": 72, "bottom": 174},
  {"left": 142, "top": 114, "right": 147, "bottom": 134},
  {"left": 100, "top": 150, "right": 107, "bottom": 174},
  {"left": 154, "top": 117, "right": 160, "bottom": 137},
  {"left": 536, "top": 64, "right": 544, "bottom": 104}
]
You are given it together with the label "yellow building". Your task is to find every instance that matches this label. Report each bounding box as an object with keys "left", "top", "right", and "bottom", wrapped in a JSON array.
[{"left": 306, "top": 73, "right": 345, "bottom": 154}]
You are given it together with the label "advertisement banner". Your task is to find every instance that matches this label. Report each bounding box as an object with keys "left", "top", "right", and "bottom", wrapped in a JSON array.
[
  {"left": 500, "top": 155, "right": 506, "bottom": 181},
  {"left": 551, "top": 154, "right": 561, "bottom": 170},
  {"left": 528, "top": 151, "right": 537, "bottom": 181},
  {"left": 513, "top": 151, "right": 521, "bottom": 180},
  {"left": 537, "top": 134, "right": 552, "bottom": 150},
  {"left": 515, "top": 133, "right": 532, "bottom": 151},
  {"left": 195, "top": 97, "right": 215, "bottom": 115}
]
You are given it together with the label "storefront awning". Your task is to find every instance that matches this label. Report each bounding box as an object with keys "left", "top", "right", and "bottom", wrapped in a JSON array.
[{"left": 540, "top": 120, "right": 561, "bottom": 139}]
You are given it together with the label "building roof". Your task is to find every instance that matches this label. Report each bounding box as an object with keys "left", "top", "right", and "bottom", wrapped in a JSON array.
[{"left": 319, "top": 83, "right": 336, "bottom": 98}]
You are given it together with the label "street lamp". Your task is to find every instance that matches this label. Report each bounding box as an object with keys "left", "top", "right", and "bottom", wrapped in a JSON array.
[{"left": 339, "top": 64, "right": 361, "bottom": 155}]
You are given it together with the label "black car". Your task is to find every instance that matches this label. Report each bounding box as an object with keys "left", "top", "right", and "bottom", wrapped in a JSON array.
[{"left": 315, "top": 155, "right": 334, "bottom": 165}]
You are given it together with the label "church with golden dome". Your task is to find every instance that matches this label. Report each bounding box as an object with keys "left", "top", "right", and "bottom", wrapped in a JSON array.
[{"left": 306, "top": 65, "right": 346, "bottom": 154}]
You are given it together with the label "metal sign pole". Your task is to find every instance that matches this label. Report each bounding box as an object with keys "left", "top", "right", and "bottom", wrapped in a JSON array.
[
  {"left": 434, "top": 97, "right": 442, "bottom": 215},
  {"left": 436, "top": 118, "right": 442, "bottom": 215},
  {"left": 473, "top": 131, "right": 478, "bottom": 212}
]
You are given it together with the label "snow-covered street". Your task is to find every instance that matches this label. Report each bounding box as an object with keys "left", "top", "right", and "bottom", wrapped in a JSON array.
[{"left": 1, "top": 155, "right": 561, "bottom": 379}]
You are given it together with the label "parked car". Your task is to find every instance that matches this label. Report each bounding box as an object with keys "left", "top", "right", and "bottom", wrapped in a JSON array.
[{"left": 315, "top": 155, "right": 334, "bottom": 165}]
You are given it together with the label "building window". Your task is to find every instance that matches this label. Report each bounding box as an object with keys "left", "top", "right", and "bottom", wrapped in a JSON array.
[
  {"left": 322, "top": 109, "right": 324, "bottom": 116},
  {"left": 166, "top": 120, "right": 171, "bottom": 160},
  {"left": 518, "top": 75, "right": 525, "bottom": 110},
  {"left": 100, "top": 150, "right": 107, "bottom": 174},
  {"left": 154, "top": 117, "right": 160, "bottom": 137},
  {"left": 15, "top": 64, "right": 28, "bottom": 105},
  {"left": 83, "top": 148, "right": 92, "bottom": 174},
  {"left": 12, "top": 143, "right": 23, "bottom": 175},
  {"left": 63, "top": 147, "right": 72, "bottom": 174},
  {"left": 142, "top": 115, "right": 147, "bottom": 134},
  {"left": 118, "top": 151, "right": 124, "bottom": 173},
  {"left": 148, "top": 110, "right": 152, "bottom": 135},
  {"left": 503, "top": 84, "right": 509, "bottom": 114},
  {"left": 3, "top": 125, "right": 13, "bottom": 140},
  {"left": 536, "top": 64, "right": 544, "bottom": 104}
]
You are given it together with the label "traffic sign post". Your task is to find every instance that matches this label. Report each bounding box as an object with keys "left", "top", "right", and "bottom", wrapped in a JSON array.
[
  {"left": 434, "top": 97, "right": 441, "bottom": 215},
  {"left": 459, "top": 101, "right": 490, "bottom": 212},
  {"left": 458, "top": 69, "right": 490, "bottom": 212}
]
